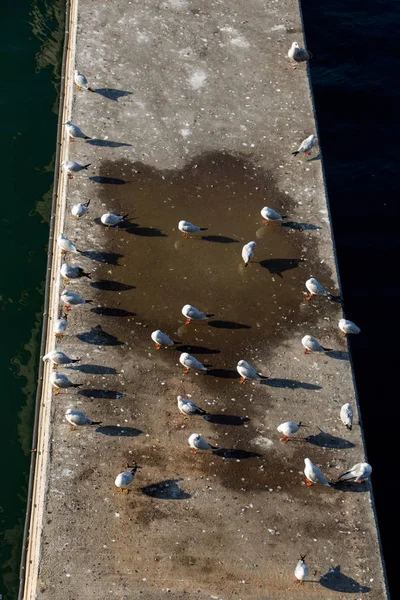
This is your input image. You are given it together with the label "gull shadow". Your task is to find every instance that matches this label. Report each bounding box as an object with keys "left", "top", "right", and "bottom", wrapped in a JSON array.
[
  {"left": 125, "top": 225, "right": 167, "bottom": 237},
  {"left": 81, "top": 250, "right": 123, "bottom": 265},
  {"left": 330, "top": 480, "right": 370, "bottom": 493},
  {"left": 305, "top": 428, "right": 355, "bottom": 450},
  {"left": 177, "top": 345, "right": 220, "bottom": 356},
  {"left": 204, "top": 414, "right": 250, "bottom": 426},
  {"left": 208, "top": 368, "right": 240, "bottom": 379},
  {"left": 307, "top": 152, "right": 322, "bottom": 162},
  {"left": 91, "top": 307, "right": 135, "bottom": 317},
  {"left": 213, "top": 448, "right": 262, "bottom": 459},
  {"left": 319, "top": 566, "right": 370, "bottom": 593},
  {"left": 326, "top": 350, "right": 349, "bottom": 361},
  {"left": 95, "top": 425, "right": 142, "bottom": 437},
  {"left": 94, "top": 88, "right": 133, "bottom": 101},
  {"left": 282, "top": 221, "right": 322, "bottom": 232},
  {"left": 68, "top": 364, "right": 118, "bottom": 375},
  {"left": 90, "top": 280, "right": 135, "bottom": 292},
  {"left": 259, "top": 258, "right": 303, "bottom": 277},
  {"left": 78, "top": 389, "right": 126, "bottom": 399},
  {"left": 76, "top": 325, "right": 124, "bottom": 346},
  {"left": 89, "top": 176, "right": 127, "bottom": 185},
  {"left": 141, "top": 479, "right": 191, "bottom": 500},
  {"left": 209, "top": 320, "right": 251, "bottom": 330},
  {"left": 265, "top": 378, "right": 322, "bottom": 390},
  {"left": 86, "top": 139, "right": 132, "bottom": 148},
  {"left": 201, "top": 235, "right": 239, "bottom": 244}
]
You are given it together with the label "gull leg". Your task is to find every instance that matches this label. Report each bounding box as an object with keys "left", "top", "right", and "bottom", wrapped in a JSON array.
[
  {"left": 55, "top": 333, "right": 63, "bottom": 340},
  {"left": 305, "top": 478, "right": 313, "bottom": 487},
  {"left": 239, "top": 376, "right": 245, "bottom": 384},
  {"left": 340, "top": 331, "right": 346, "bottom": 338},
  {"left": 304, "top": 348, "right": 310, "bottom": 354},
  {"left": 181, "top": 233, "right": 188, "bottom": 239},
  {"left": 67, "top": 173, "right": 73, "bottom": 179},
  {"left": 305, "top": 293, "right": 314, "bottom": 301},
  {"left": 61, "top": 249, "right": 67, "bottom": 255},
  {"left": 52, "top": 363, "right": 57, "bottom": 370},
  {"left": 183, "top": 367, "right": 189, "bottom": 374},
  {"left": 123, "top": 488, "right": 129, "bottom": 494},
  {"left": 185, "top": 318, "right": 191, "bottom": 325},
  {"left": 264, "top": 220, "right": 269, "bottom": 226},
  {"left": 65, "top": 305, "right": 72, "bottom": 312},
  {"left": 155, "top": 343, "right": 161, "bottom": 350},
  {"left": 63, "top": 278, "right": 70, "bottom": 285},
  {"left": 280, "top": 434, "right": 290, "bottom": 443},
  {"left": 74, "top": 216, "right": 79, "bottom": 221},
  {"left": 70, "top": 425, "right": 76, "bottom": 432},
  {"left": 116, "top": 487, "right": 122, "bottom": 493},
  {"left": 54, "top": 387, "right": 60, "bottom": 396},
  {"left": 76, "top": 86, "right": 81, "bottom": 91},
  {"left": 191, "top": 449, "right": 197, "bottom": 455}
]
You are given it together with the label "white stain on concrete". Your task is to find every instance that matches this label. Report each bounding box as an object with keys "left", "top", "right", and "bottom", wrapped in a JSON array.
[
  {"left": 220, "top": 27, "right": 250, "bottom": 49},
  {"left": 180, "top": 128, "right": 191, "bottom": 137},
  {"left": 253, "top": 436, "right": 274, "bottom": 450},
  {"left": 189, "top": 68, "right": 207, "bottom": 90}
]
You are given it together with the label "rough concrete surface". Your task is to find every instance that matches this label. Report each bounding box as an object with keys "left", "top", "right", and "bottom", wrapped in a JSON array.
[{"left": 24, "top": 0, "right": 388, "bottom": 598}]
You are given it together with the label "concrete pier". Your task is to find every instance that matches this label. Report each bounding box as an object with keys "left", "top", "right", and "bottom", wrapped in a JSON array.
[{"left": 21, "top": 0, "right": 388, "bottom": 598}]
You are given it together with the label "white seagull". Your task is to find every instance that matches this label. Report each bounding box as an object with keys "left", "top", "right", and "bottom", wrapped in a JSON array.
[
  {"left": 43, "top": 350, "right": 80, "bottom": 368},
  {"left": 277, "top": 421, "right": 304, "bottom": 443},
  {"left": 181, "top": 304, "right": 211, "bottom": 325},
  {"left": 236, "top": 359, "right": 267, "bottom": 384},
  {"left": 61, "top": 160, "right": 91, "bottom": 178},
  {"left": 74, "top": 70, "right": 92, "bottom": 91},
  {"left": 71, "top": 199, "right": 90, "bottom": 219},
  {"left": 260, "top": 206, "right": 285, "bottom": 225},
  {"left": 288, "top": 42, "right": 313, "bottom": 68},
  {"left": 178, "top": 220, "right": 207, "bottom": 238},
  {"left": 188, "top": 433, "right": 217, "bottom": 454},
  {"left": 305, "top": 277, "right": 333, "bottom": 301},
  {"left": 65, "top": 121, "right": 91, "bottom": 141},
  {"left": 304, "top": 457, "right": 331, "bottom": 487},
  {"left": 65, "top": 408, "right": 101, "bottom": 431},
  {"left": 151, "top": 330, "right": 175, "bottom": 350},
  {"left": 337, "top": 462, "right": 372, "bottom": 484},
  {"left": 53, "top": 314, "right": 68, "bottom": 339},
  {"left": 340, "top": 403, "right": 354, "bottom": 430},
  {"left": 57, "top": 233, "right": 81, "bottom": 254},
  {"left": 292, "top": 134, "right": 316, "bottom": 157},
  {"left": 242, "top": 241, "right": 256, "bottom": 267},
  {"left": 61, "top": 263, "right": 91, "bottom": 284},
  {"left": 101, "top": 211, "right": 128, "bottom": 227},
  {"left": 61, "top": 289, "right": 92, "bottom": 311},
  {"left": 177, "top": 395, "right": 207, "bottom": 416},
  {"left": 115, "top": 464, "right": 140, "bottom": 493},
  {"left": 302, "top": 335, "right": 332, "bottom": 354},
  {"left": 294, "top": 555, "right": 308, "bottom": 583},
  {"left": 339, "top": 318, "right": 360, "bottom": 336},
  {"left": 179, "top": 353, "right": 207, "bottom": 374},
  {"left": 50, "top": 372, "right": 81, "bottom": 395}
]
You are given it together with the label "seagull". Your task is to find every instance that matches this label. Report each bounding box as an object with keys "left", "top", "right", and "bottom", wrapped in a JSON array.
[
  {"left": 305, "top": 278, "right": 335, "bottom": 301},
  {"left": 292, "top": 134, "right": 316, "bottom": 156},
  {"left": 65, "top": 408, "right": 102, "bottom": 431},
  {"left": 340, "top": 403, "right": 353, "bottom": 430},
  {"left": 288, "top": 42, "right": 313, "bottom": 68},
  {"left": 60, "top": 263, "right": 91, "bottom": 284},
  {"left": 179, "top": 352, "right": 207, "bottom": 374},
  {"left": 181, "top": 304, "right": 212, "bottom": 325},
  {"left": 50, "top": 372, "right": 81, "bottom": 395},
  {"left": 74, "top": 70, "right": 93, "bottom": 91},
  {"left": 61, "top": 289, "right": 92, "bottom": 311},
  {"left": 65, "top": 121, "right": 91, "bottom": 141},
  {"left": 61, "top": 160, "right": 91, "bottom": 178},
  {"left": 53, "top": 314, "right": 68, "bottom": 339},
  {"left": 101, "top": 211, "right": 129, "bottom": 227},
  {"left": 242, "top": 241, "right": 256, "bottom": 267},
  {"left": 151, "top": 330, "right": 176, "bottom": 350},
  {"left": 188, "top": 433, "right": 217, "bottom": 454},
  {"left": 57, "top": 233, "right": 81, "bottom": 254},
  {"left": 304, "top": 457, "right": 331, "bottom": 487},
  {"left": 339, "top": 318, "right": 360, "bottom": 336},
  {"left": 294, "top": 555, "right": 308, "bottom": 583},
  {"left": 43, "top": 350, "right": 80, "bottom": 368},
  {"left": 236, "top": 359, "right": 267, "bottom": 384},
  {"left": 115, "top": 463, "right": 140, "bottom": 493},
  {"left": 260, "top": 206, "right": 285, "bottom": 226},
  {"left": 336, "top": 462, "right": 372, "bottom": 484},
  {"left": 302, "top": 335, "right": 332, "bottom": 354},
  {"left": 277, "top": 421, "right": 304, "bottom": 443},
  {"left": 177, "top": 395, "right": 207, "bottom": 416},
  {"left": 71, "top": 199, "right": 90, "bottom": 219},
  {"left": 178, "top": 220, "right": 208, "bottom": 239}
]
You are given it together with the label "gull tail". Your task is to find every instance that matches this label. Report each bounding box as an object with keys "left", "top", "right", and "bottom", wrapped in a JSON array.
[
  {"left": 196, "top": 408, "right": 208, "bottom": 415},
  {"left": 72, "top": 383, "right": 83, "bottom": 388},
  {"left": 84, "top": 199, "right": 91, "bottom": 207},
  {"left": 322, "top": 346, "right": 333, "bottom": 352},
  {"left": 82, "top": 271, "right": 91, "bottom": 279},
  {"left": 84, "top": 136, "right": 92, "bottom": 140},
  {"left": 210, "top": 444, "right": 219, "bottom": 450},
  {"left": 122, "top": 213, "right": 129, "bottom": 220},
  {"left": 87, "top": 86, "right": 96, "bottom": 93},
  {"left": 346, "top": 424, "right": 352, "bottom": 431},
  {"left": 85, "top": 299, "right": 93, "bottom": 304},
  {"left": 206, "top": 313, "right": 214, "bottom": 318},
  {"left": 82, "top": 163, "right": 91, "bottom": 170},
  {"left": 71, "top": 358, "right": 81, "bottom": 363},
  {"left": 282, "top": 216, "right": 288, "bottom": 220},
  {"left": 292, "top": 151, "right": 300, "bottom": 157},
  {"left": 92, "top": 420, "right": 102, "bottom": 426},
  {"left": 200, "top": 227, "right": 208, "bottom": 231},
  {"left": 336, "top": 470, "right": 354, "bottom": 482}
]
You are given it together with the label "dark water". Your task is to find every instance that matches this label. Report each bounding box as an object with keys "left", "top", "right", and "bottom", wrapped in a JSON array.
[
  {"left": 0, "top": 0, "right": 64, "bottom": 597},
  {"left": 302, "top": 0, "right": 399, "bottom": 596}
]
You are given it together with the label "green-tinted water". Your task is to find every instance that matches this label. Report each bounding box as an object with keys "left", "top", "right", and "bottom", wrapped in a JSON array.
[{"left": 0, "top": 1, "right": 64, "bottom": 596}]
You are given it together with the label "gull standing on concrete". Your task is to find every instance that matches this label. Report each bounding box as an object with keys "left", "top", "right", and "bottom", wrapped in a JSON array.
[
  {"left": 178, "top": 220, "right": 208, "bottom": 239},
  {"left": 304, "top": 458, "right": 331, "bottom": 487},
  {"left": 65, "top": 408, "right": 102, "bottom": 431},
  {"left": 337, "top": 462, "right": 372, "bottom": 484},
  {"left": 292, "top": 134, "right": 316, "bottom": 157},
  {"left": 260, "top": 206, "right": 285, "bottom": 226},
  {"left": 177, "top": 395, "right": 207, "bottom": 416},
  {"left": 151, "top": 330, "right": 176, "bottom": 350},
  {"left": 57, "top": 233, "right": 81, "bottom": 254},
  {"left": 302, "top": 335, "right": 332, "bottom": 354},
  {"left": 101, "top": 211, "right": 129, "bottom": 227},
  {"left": 50, "top": 372, "right": 82, "bottom": 395},
  {"left": 71, "top": 199, "right": 90, "bottom": 219},
  {"left": 188, "top": 433, "right": 217, "bottom": 454},
  {"left": 179, "top": 352, "right": 207, "bottom": 374},
  {"left": 181, "top": 304, "right": 212, "bottom": 325},
  {"left": 115, "top": 464, "right": 140, "bottom": 493},
  {"left": 65, "top": 121, "right": 91, "bottom": 141},
  {"left": 242, "top": 241, "right": 256, "bottom": 267},
  {"left": 61, "top": 263, "right": 91, "bottom": 284},
  {"left": 294, "top": 555, "right": 308, "bottom": 583},
  {"left": 61, "top": 160, "right": 91, "bottom": 178},
  {"left": 305, "top": 277, "right": 336, "bottom": 301},
  {"left": 236, "top": 359, "right": 267, "bottom": 384},
  {"left": 74, "top": 69, "right": 93, "bottom": 91},
  {"left": 53, "top": 314, "right": 68, "bottom": 339},
  {"left": 43, "top": 350, "right": 80, "bottom": 368},
  {"left": 61, "top": 289, "right": 92, "bottom": 311},
  {"left": 339, "top": 318, "right": 360, "bottom": 336},
  {"left": 277, "top": 421, "right": 304, "bottom": 443},
  {"left": 288, "top": 42, "right": 313, "bottom": 68},
  {"left": 340, "top": 403, "right": 354, "bottom": 430}
]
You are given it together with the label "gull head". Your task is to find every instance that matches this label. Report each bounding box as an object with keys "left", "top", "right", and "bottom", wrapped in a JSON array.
[
  {"left": 292, "top": 41, "right": 299, "bottom": 49},
  {"left": 64, "top": 120, "right": 72, "bottom": 126}
]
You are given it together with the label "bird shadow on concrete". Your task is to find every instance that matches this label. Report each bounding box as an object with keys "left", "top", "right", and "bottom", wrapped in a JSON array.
[
  {"left": 91, "top": 307, "right": 135, "bottom": 317},
  {"left": 68, "top": 364, "right": 119, "bottom": 375},
  {"left": 204, "top": 414, "right": 250, "bottom": 426},
  {"left": 177, "top": 344, "right": 220, "bottom": 355},
  {"left": 259, "top": 258, "right": 303, "bottom": 277},
  {"left": 93, "top": 88, "right": 133, "bottom": 102},
  {"left": 81, "top": 250, "right": 124, "bottom": 265},
  {"left": 124, "top": 224, "right": 168, "bottom": 238},
  {"left": 208, "top": 368, "right": 240, "bottom": 379},
  {"left": 326, "top": 350, "right": 349, "bottom": 361},
  {"left": 89, "top": 175, "right": 128, "bottom": 185},
  {"left": 76, "top": 325, "right": 124, "bottom": 346},
  {"left": 201, "top": 235, "right": 239, "bottom": 244},
  {"left": 319, "top": 566, "right": 370, "bottom": 593},
  {"left": 141, "top": 479, "right": 191, "bottom": 500},
  {"left": 90, "top": 280, "right": 135, "bottom": 292},
  {"left": 305, "top": 428, "right": 355, "bottom": 450},
  {"left": 78, "top": 389, "right": 126, "bottom": 400},
  {"left": 307, "top": 153, "right": 322, "bottom": 163},
  {"left": 282, "top": 221, "right": 322, "bottom": 232},
  {"left": 213, "top": 448, "right": 262, "bottom": 459},
  {"left": 95, "top": 425, "right": 142, "bottom": 437},
  {"left": 330, "top": 480, "right": 370, "bottom": 493},
  {"left": 208, "top": 320, "right": 251, "bottom": 330},
  {"left": 86, "top": 139, "right": 132, "bottom": 148},
  {"left": 265, "top": 378, "right": 322, "bottom": 390}
]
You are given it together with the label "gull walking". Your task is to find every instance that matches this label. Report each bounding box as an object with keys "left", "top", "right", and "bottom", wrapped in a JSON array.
[
  {"left": 53, "top": 314, "right": 68, "bottom": 339},
  {"left": 74, "top": 70, "right": 93, "bottom": 91},
  {"left": 65, "top": 121, "right": 91, "bottom": 141},
  {"left": 260, "top": 206, "right": 285, "bottom": 226},
  {"left": 115, "top": 463, "right": 140, "bottom": 493},
  {"left": 61, "top": 289, "right": 92, "bottom": 311},
  {"left": 337, "top": 462, "right": 372, "bottom": 484},
  {"left": 71, "top": 199, "right": 90, "bottom": 219},
  {"left": 292, "top": 134, "right": 316, "bottom": 157},
  {"left": 61, "top": 263, "right": 91, "bottom": 284},
  {"left": 57, "top": 233, "right": 81, "bottom": 254},
  {"left": 242, "top": 241, "right": 256, "bottom": 267},
  {"left": 339, "top": 318, "right": 360, "bottom": 336},
  {"left": 179, "top": 352, "right": 207, "bottom": 374},
  {"left": 101, "top": 211, "right": 129, "bottom": 227},
  {"left": 50, "top": 372, "right": 81, "bottom": 395},
  {"left": 61, "top": 160, "right": 91, "bottom": 178},
  {"left": 302, "top": 335, "right": 332, "bottom": 354},
  {"left": 304, "top": 457, "right": 331, "bottom": 487},
  {"left": 151, "top": 330, "right": 175, "bottom": 350},
  {"left": 178, "top": 220, "right": 208, "bottom": 239},
  {"left": 288, "top": 42, "right": 313, "bottom": 68},
  {"left": 181, "top": 304, "right": 212, "bottom": 325},
  {"left": 43, "top": 350, "right": 80, "bottom": 368},
  {"left": 188, "top": 433, "right": 217, "bottom": 454},
  {"left": 340, "top": 403, "right": 353, "bottom": 430},
  {"left": 236, "top": 359, "right": 267, "bottom": 384},
  {"left": 277, "top": 421, "right": 304, "bottom": 443},
  {"left": 177, "top": 395, "right": 207, "bottom": 416},
  {"left": 294, "top": 555, "right": 308, "bottom": 583},
  {"left": 65, "top": 408, "right": 101, "bottom": 431}
]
